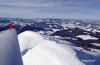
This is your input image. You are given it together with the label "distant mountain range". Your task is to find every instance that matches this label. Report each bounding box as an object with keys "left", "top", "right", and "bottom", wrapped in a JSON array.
[{"left": 0, "top": 18, "right": 100, "bottom": 51}]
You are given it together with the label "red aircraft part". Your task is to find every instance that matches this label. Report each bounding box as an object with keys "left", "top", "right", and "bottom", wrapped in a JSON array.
[{"left": 9, "top": 23, "right": 13, "bottom": 31}]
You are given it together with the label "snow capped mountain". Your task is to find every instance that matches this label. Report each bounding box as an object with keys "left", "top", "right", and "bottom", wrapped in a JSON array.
[
  {"left": 18, "top": 30, "right": 100, "bottom": 65},
  {"left": 0, "top": 18, "right": 100, "bottom": 65},
  {"left": 18, "top": 31, "right": 84, "bottom": 65}
]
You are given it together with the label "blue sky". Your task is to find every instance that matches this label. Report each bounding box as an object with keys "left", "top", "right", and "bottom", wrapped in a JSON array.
[{"left": 0, "top": 0, "right": 100, "bottom": 20}]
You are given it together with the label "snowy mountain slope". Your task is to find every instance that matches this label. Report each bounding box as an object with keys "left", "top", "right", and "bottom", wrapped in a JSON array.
[
  {"left": 0, "top": 29, "right": 23, "bottom": 65},
  {"left": 18, "top": 31, "right": 100, "bottom": 65},
  {"left": 18, "top": 31, "right": 84, "bottom": 65},
  {"left": 68, "top": 45, "right": 100, "bottom": 65},
  {"left": 18, "top": 31, "right": 44, "bottom": 55},
  {"left": 76, "top": 35, "right": 98, "bottom": 40},
  {"left": 0, "top": 18, "right": 100, "bottom": 65},
  {"left": 46, "top": 36, "right": 100, "bottom": 65}
]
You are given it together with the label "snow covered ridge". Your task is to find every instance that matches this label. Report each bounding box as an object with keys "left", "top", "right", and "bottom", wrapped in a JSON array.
[
  {"left": 18, "top": 31, "right": 44, "bottom": 55},
  {"left": 0, "top": 29, "right": 23, "bottom": 65},
  {"left": 18, "top": 31, "right": 100, "bottom": 65},
  {"left": 18, "top": 31, "right": 84, "bottom": 65}
]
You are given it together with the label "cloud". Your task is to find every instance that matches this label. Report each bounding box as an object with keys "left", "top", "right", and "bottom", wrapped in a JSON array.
[
  {"left": 0, "top": 2, "right": 55, "bottom": 8},
  {"left": 0, "top": 0, "right": 89, "bottom": 8},
  {"left": 0, "top": 0, "right": 100, "bottom": 20}
]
